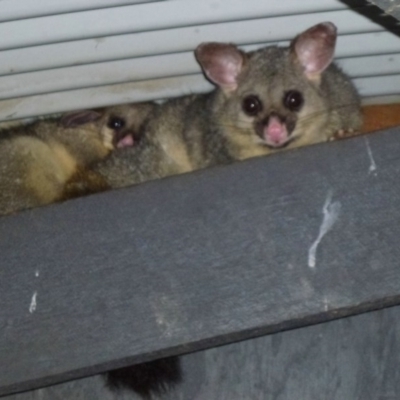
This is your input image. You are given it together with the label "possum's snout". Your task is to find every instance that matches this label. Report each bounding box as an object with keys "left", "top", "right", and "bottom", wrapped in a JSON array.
[
  {"left": 113, "top": 130, "right": 137, "bottom": 148},
  {"left": 255, "top": 113, "right": 297, "bottom": 149}
]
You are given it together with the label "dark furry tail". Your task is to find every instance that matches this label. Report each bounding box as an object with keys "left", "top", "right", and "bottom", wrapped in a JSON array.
[{"left": 105, "top": 356, "right": 182, "bottom": 399}]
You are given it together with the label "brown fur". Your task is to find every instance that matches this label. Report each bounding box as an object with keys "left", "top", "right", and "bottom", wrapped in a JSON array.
[
  {"left": 0, "top": 103, "right": 156, "bottom": 215},
  {"left": 94, "top": 22, "right": 362, "bottom": 192}
]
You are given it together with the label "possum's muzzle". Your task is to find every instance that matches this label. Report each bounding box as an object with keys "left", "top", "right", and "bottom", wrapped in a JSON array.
[
  {"left": 113, "top": 130, "right": 141, "bottom": 148},
  {"left": 256, "top": 113, "right": 296, "bottom": 149},
  {"left": 264, "top": 135, "right": 297, "bottom": 149}
]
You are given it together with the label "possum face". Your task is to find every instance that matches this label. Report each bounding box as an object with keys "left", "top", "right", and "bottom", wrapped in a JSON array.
[
  {"left": 233, "top": 47, "right": 332, "bottom": 150},
  {"left": 101, "top": 103, "right": 156, "bottom": 149},
  {"left": 195, "top": 22, "right": 356, "bottom": 158},
  {"left": 238, "top": 83, "right": 308, "bottom": 149},
  {"left": 60, "top": 102, "right": 156, "bottom": 150}
]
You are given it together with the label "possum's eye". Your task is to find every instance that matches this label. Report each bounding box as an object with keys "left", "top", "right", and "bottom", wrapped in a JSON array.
[
  {"left": 107, "top": 117, "right": 126, "bottom": 131},
  {"left": 242, "top": 95, "right": 262, "bottom": 116},
  {"left": 283, "top": 90, "right": 304, "bottom": 112}
]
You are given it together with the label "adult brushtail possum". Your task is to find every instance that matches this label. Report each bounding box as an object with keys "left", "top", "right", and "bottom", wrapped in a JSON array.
[{"left": 94, "top": 21, "right": 361, "bottom": 192}]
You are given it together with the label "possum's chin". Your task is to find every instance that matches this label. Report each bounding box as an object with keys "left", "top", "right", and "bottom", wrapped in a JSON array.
[{"left": 257, "top": 136, "right": 297, "bottom": 150}]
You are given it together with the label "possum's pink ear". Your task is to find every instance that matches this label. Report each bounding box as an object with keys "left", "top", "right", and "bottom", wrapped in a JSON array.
[
  {"left": 195, "top": 42, "right": 245, "bottom": 92},
  {"left": 292, "top": 22, "right": 337, "bottom": 81},
  {"left": 60, "top": 110, "right": 103, "bottom": 127}
]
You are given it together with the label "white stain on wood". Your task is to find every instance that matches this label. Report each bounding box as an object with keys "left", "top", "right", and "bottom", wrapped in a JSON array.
[
  {"left": 308, "top": 191, "right": 341, "bottom": 268},
  {"left": 365, "top": 137, "right": 377, "bottom": 175},
  {"left": 29, "top": 291, "right": 37, "bottom": 313}
]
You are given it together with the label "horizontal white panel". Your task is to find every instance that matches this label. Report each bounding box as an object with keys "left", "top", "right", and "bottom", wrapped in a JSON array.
[
  {"left": 0, "top": 9, "right": 386, "bottom": 75},
  {"left": 336, "top": 31, "right": 400, "bottom": 58},
  {"left": 362, "top": 95, "right": 400, "bottom": 105},
  {"left": 0, "top": 0, "right": 396, "bottom": 123},
  {"left": 2, "top": 45, "right": 400, "bottom": 101},
  {"left": 0, "top": 10, "right": 391, "bottom": 100},
  {"left": 0, "top": 72, "right": 397, "bottom": 123},
  {"left": 1, "top": 26, "right": 398, "bottom": 79},
  {"left": 337, "top": 54, "right": 400, "bottom": 78},
  {"left": 0, "top": 0, "right": 351, "bottom": 51},
  {"left": 0, "top": 75, "right": 213, "bottom": 121},
  {"left": 0, "top": 53, "right": 196, "bottom": 100},
  {"left": 0, "top": 0, "right": 158, "bottom": 23},
  {"left": 354, "top": 75, "right": 400, "bottom": 98}
]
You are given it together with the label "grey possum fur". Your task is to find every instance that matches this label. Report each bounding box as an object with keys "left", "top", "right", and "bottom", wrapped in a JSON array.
[
  {"left": 61, "top": 102, "right": 156, "bottom": 199},
  {"left": 103, "top": 21, "right": 362, "bottom": 400},
  {"left": 0, "top": 103, "right": 153, "bottom": 216},
  {"left": 94, "top": 21, "right": 361, "bottom": 191}
]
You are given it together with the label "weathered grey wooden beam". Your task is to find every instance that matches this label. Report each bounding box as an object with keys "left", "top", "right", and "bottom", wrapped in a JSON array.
[
  {"left": 4, "top": 305, "right": 400, "bottom": 400},
  {"left": 1, "top": 127, "right": 400, "bottom": 396}
]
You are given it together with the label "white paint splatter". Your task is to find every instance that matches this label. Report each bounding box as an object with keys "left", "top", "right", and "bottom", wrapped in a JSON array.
[
  {"left": 29, "top": 291, "right": 37, "bottom": 314},
  {"left": 151, "top": 295, "right": 179, "bottom": 338},
  {"left": 308, "top": 192, "right": 341, "bottom": 268},
  {"left": 364, "top": 137, "right": 377, "bottom": 175},
  {"left": 323, "top": 297, "right": 329, "bottom": 312}
]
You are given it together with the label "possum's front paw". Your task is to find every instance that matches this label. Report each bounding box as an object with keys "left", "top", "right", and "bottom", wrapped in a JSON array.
[{"left": 329, "top": 128, "right": 359, "bottom": 141}]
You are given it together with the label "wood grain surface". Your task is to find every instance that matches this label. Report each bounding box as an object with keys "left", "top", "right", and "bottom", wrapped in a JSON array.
[{"left": 1, "top": 126, "right": 400, "bottom": 396}]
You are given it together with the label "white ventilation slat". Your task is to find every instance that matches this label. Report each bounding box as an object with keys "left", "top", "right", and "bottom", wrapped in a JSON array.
[
  {"left": 2, "top": 43, "right": 400, "bottom": 102},
  {"left": 0, "top": 9, "right": 386, "bottom": 77},
  {"left": 0, "top": 0, "right": 159, "bottom": 23},
  {"left": 354, "top": 75, "right": 400, "bottom": 97},
  {"left": 336, "top": 31, "right": 400, "bottom": 58},
  {"left": 338, "top": 54, "right": 400, "bottom": 78},
  {"left": 0, "top": 0, "right": 398, "bottom": 122},
  {"left": 0, "top": 0, "right": 348, "bottom": 51},
  {"left": 1, "top": 28, "right": 398, "bottom": 79},
  {"left": 0, "top": 53, "right": 194, "bottom": 100},
  {"left": 0, "top": 75, "right": 210, "bottom": 121},
  {"left": 0, "top": 72, "right": 399, "bottom": 122},
  {"left": 0, "top": 9, "right": 391, "bottom": 100}
]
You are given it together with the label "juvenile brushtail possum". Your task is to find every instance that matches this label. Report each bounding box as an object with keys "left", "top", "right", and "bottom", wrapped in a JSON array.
[
  {"left": 61, "top": 102, "right": 156, "bottom": 199},
  {"left": 103, "top": 21, "right": 362, "bottom": 400},
  {"left": 0, "top": 103, "right": 152, "bottom": 215},
  {"left": 94, "top": 21, "right": 361, "bottom": 193}
]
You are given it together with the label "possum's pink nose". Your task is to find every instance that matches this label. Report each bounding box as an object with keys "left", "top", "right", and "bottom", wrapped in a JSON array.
[
  {"left": 116, "top": 134, "right": 135, "bottom": 148},
  {"left": 264, "top": 116, "right": 289, "bottom": 146}
]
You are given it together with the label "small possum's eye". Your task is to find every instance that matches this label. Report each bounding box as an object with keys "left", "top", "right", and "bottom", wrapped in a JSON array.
[
  {"left": 107, "top": 117, "right": 126, "bottom": 131},
  {"left": 242, "top": 95, "right": 262, "bottom": 116},
  {"left": 283, "top": 90, "right": 304, "bottom": 112}
]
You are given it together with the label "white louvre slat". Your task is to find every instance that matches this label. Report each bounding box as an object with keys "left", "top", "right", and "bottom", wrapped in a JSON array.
[
  {"left": 0, "top": 0, "right": 398, "bottom": 122},
  {"left": 0, "top": 53, "right": 195, "bottom": 100},
  {"left": 0, "top": 0, "right": 159, "bottom": 23},
  {"left": 0, "top": 72, "right": 398, "bottom": 122},
  {"left": 337, "top": 54, "right": 400, "bottom": 78},
  {"left": 0, "top": 75, "right": 211, "bottom": 121},
  {"left": 0, "top": 0, "right": 349, "bottom": 50},
  {"left": 335, "top": 31, "right": 400, "bottom": 58},
  {"left": 1, "top": 44, "right": 400, "bottom": 102},
  {"left": 354, "top": 75, "right": 400, "bottom": 97},
  {"left": 0, "top": 9, "right": 388, "bottom": 77},
  {"left": 1, "top": 28, "right": 399, "bottom": 79},
  {"left": 0, "top": 9, "right": 392, "bottom": 100}
]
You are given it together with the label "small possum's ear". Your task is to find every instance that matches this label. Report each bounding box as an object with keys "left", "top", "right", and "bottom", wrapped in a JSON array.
[
  {"left": 291, "top": 22, "right": 337, "bottom": 82},
  {"left": 60, "top": 110, "right": 103, "bottom": 127},
  {"left": 195, "top": 42, "right": 245, "bottom": 92}
]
